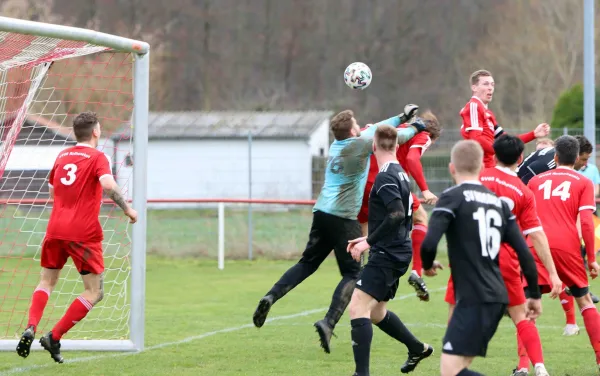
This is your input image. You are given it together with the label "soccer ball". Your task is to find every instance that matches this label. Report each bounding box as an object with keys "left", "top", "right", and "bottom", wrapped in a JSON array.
[{"left": 344, "top": 62, "right": 372, "bottom": 90}]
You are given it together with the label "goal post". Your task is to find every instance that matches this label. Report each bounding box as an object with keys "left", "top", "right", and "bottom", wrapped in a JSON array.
[{"left": 0, "top": 17, "right": 149, "bottom": 352}]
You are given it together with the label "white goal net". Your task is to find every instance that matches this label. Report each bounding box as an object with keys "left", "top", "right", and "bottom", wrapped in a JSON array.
[{"left": 0, "top": 17, "right": 148, "bottom": 352}]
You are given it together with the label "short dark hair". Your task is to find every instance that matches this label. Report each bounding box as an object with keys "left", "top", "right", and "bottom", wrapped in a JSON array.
[
  {"left": 374, "top": 125, "right": 397, "bottom": 152},
  {"left": 330, "top": 110, "right": 354, "bottom": 141},
  {"left": 72, "top": 111, "right": 99, "bottom": 142},
  {"left": 554, "top": 135, "right": 580, "bottom": 165},
  {"left": 493, "top": 135, "right": 524, "bottom": 165},
  {"left": 575, "top": 135, "right": 593, "bottom": 155}
]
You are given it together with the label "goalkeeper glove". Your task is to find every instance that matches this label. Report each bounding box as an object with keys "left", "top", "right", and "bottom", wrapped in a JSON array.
[
  {"left": 409, "top": 117, "right": 427, "bottom": 133},
  {"left": 399, "top": 104, "right": 419, "bottom": 124}
]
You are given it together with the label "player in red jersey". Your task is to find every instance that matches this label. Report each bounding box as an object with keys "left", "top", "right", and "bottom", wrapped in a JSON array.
[
  {"left": 527, "top": 135, "right": 600, "bottom": 369},
  {"left": 358, "top": 109, "right": 442, "bottom": 302},
  {"left": 460, "top": 69, "right": 550, "bottom": 168},
  {"left": 16, "top": 112, "right": 138, "bottom": 363}
]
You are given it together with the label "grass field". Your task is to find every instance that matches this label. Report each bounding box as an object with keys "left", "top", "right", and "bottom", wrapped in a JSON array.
[{"left": 0, "top": 254, "right": 599, "bottom": 375}]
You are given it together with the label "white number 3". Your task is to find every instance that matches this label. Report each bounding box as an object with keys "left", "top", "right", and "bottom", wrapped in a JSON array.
[{"left": 60, "top": 163, "right": 77, "bottom": 185}]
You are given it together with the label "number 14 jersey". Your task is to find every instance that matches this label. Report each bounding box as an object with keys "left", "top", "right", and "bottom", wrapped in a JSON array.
[
  {"left": 527, "top": 166, "right": 596, "bottom": 253},
  {"left": 46, "top": 143, "right": 113, "bottom": 243}
]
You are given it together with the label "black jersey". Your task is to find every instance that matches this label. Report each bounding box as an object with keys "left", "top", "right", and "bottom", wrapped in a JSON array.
[
  {"left": 516, "top": 147, "right": 556, "bottom": 185},
  {"left": 421, "top": 182, "right": 541, "bottom": 304},
  {"left": 367, "top": 161, "right": 413, "bottom": 264}
]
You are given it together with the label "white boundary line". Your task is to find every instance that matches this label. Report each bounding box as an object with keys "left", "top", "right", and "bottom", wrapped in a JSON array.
[{"left": 0, "top": 286, "right": 485, "bottom": 375}]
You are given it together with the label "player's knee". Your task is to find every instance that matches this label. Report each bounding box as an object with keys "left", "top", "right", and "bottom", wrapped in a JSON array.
[
  {"left": 369, "top": 305, "right": 387, "bottom": 324},
  {"left": 413, "top": 205, "right": 428, "bottom": 225},
  {"left": 348, "top": 291, "right": 369, "bottom": 319},
  {"left": 440, "top": 354, "right": 467, "bottom": 376}
]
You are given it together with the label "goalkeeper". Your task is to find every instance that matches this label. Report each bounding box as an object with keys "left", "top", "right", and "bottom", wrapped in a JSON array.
[{"left": 252, "top": 105, "right": 429, "bottom": 354}]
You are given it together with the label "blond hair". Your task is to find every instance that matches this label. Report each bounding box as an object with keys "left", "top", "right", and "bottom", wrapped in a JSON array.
[{"left": 451, "top": 140, "right": 484, "bottom": 175}]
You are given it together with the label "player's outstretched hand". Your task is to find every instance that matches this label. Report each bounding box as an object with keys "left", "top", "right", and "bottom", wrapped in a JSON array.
[
  {"left": 423, "top": 260, "right": 443, "bottom": 277},
  {"left": 526, "top": 298, "right": 542, "bottom": 320},
  {"left": 422, "top": 190, "right": 438, "bottom": 205},
  {"left": 548, "top": 273, "right": 563, "bottom": 299},
  {"left": 533, "top": 123, "right": 550, "bottom": 138},
  {"left": 402, "top": 104, "right": 419, "bottom": 123},
  {"left": 589, "top": 261, "right": 600, "bottom": 279},
  {"left": 125, "top": 208, "right": 138, "bottom": 224}
]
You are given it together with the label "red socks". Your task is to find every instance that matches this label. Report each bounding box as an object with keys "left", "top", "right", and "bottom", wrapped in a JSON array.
[
  {"left": 412, "top": 225, "right": 427, "bottom": 275},
  {"left": 581, "top": 305, "right": 600, "bottom": 363},
  {"left": 516, "top": 329, "right": 530, "bottom": 369},
  {"left": 51, "top": 296, "right": 93, "bottom": 341},
  {"left": 27, "top": 288, "right": 50, "bottom": 332},
  {"left": 560, "top": 290, "right": 577, "bottom": 325},
  {"left": 516, "top": 320, "right": 544, "bottom": 367}
]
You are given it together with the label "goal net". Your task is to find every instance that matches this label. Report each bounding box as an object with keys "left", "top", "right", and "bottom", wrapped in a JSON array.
[{"left": 0, "top": 17, "right": 149, "bottom": 352}]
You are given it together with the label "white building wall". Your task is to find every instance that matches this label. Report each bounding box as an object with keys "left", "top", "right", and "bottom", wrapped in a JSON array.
[
  {"left": 115, "top": 138, "right": 313, "bottom": 203},
  {"left": 308, "top": 120, "right": 330, "bottom": 157}
]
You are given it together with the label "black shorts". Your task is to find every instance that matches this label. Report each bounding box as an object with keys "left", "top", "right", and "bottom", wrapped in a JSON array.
[
  {"left": 355, "top": 252, "right": 409, "bottom": 302},
  {"left": 442, "top": 301, "right": 506, "bottom": 358},
  {"left": 299, "top": 210, "right": 362, "bottom": 277}
]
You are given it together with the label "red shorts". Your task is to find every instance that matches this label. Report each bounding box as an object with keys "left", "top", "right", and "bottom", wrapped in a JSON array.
[
  {"left": 445, "top": 275, "right": 455, "bottom": 305},
  {"left": 411, "top": 193, "right": 421, "bottom": 213},
  {"left": 358, "top": 181, "right": 374, "bottom": 224},
  {"left": 550, "top": 247, "right": 588, "bottom": 289},
  {"left": 522, "top": 247, "right": 553, "bottom": 294},
  {"left": 41, "top": 238, "right": 104, "bottom": 274}
]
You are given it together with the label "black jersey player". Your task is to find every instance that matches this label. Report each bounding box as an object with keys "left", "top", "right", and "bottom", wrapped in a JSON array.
[
  {"left": 420, "top": 140, "right": 542, "bottom": 376},
  {"left": 346, "top": 125, "right": 435, "bottom": 376}
]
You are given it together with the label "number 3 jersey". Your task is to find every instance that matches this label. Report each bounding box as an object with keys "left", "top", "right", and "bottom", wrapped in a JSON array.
[
  {"left": 46, "top": 143, "right": 113, "bottom": 243},
  {"left": 527, "top": 167, "right": 596, "bottom": 253},
  {"left": 431, "top": 182, "right": 515, "bottom": 304}
]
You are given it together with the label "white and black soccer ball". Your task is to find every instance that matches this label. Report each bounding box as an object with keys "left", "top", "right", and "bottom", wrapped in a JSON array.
[{"left": 344, "top": 62, "right": 372, "bottom": 90}]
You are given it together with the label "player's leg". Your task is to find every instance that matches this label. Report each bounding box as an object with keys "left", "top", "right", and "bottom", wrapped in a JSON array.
[
  {"left": 441, "top": 301, "right": 505, "bottom": 376},
  {"left": 17, "top": 239, "right": 68, "bottom": 358},
  {"left": 348, "top": 288, "right": 379, "bottom": 376},
  {"left": 254, "top": 211, "right": 333, "bottom": 328},
  {"left": 553, "top": 248, "right": 600, "bottom": 365},
  {"left": 40, "top": 241, "right": 104, "bottom": 364},
  {"left": 408, "top": 197, "right": 429, "bottom": 301},
  {"left": 560, "top": 285, "right": 579, "bottom": 335},
  {"left": 368, "top": 264, "right": 433, "bottom": 373},
  {"left": 507, "top": 301, "right": 547, "bottom": 375},
  {"left": 314, "top": 217, "right": 362, "bottom": 353},
  {"left": 581, "top": 243, "right": 600, "bottom": 304}
]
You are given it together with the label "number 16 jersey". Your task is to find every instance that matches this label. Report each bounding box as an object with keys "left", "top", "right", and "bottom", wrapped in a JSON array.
[
  {"left": 527, "top": 166, "right": 596, "bottom": 253},
  {"left": 46, "top": 143, "right": 113, "bottom": 243},
  {"left": 431, "top": 181, "right": 515, "bottom": 304}
]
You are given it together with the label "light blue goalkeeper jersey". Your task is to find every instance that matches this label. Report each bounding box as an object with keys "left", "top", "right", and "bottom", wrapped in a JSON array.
[{"left": 313, "top": 116, "right": 417, "bottom": 219}]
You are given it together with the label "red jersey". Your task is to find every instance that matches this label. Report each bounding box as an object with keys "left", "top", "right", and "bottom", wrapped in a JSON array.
[
  {"left": 460, "top": 96, "right": 535, "bottom": 168},
  {"left": 46, "top": 143, "right": 112, "bottom": 242},
  {"left": 480, "top": 166, "right": 542, "bottom": 272},
  {"left": 365, "top": 124, "right": 432, "bottom": 191},
  {"left": 527, "top": 167, "right": 596, "bottom": 255},
  {"left": 397, "top": 131, "right": 432, "bottom": 191}
]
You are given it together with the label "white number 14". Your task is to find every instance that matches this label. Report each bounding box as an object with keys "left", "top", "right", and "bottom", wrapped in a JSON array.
[{"left": 539, "top": 180, "right": 571, "bottom": 201}]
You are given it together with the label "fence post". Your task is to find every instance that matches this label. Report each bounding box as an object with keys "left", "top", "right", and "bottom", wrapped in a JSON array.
[
  {"left": 248, "top": 132, "right": 253, "bottom": 260},
  {"left": 218, "top": 202, "right": 225, "bottom": 270}
]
